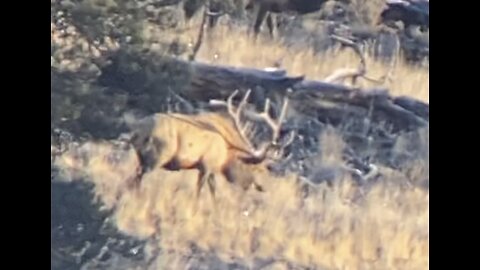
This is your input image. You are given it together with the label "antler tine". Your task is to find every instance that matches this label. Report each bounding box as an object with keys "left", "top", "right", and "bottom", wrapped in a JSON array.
[
  {"left": 250, "top": 95, "right": 290, "bottom": 142},
  {"left": 227, "top": 89, "right": 251, "bottom": 117},
  {"left": 226, "top": 89, "right": 239, "bottom": 115},
  {"left": 282, "top": 130, "right": 296, "bottom": 147},
  {"left": 268, "top": 129, "right": 296, "bottom": 161},
  {"left": 238, "top": 89, "right": 252, "bottom": 112},
  {"left": 226, "top": 89, "right": 256, "bottom": 150},
  {"left": 263, "top": 98, "right": 271, "bottom": 114},
  {"left": 210, "top": 89, "right": 293, "bottom": 160},
  {"left": 273, "top": 96, "right": 290, "bottom": 142}
]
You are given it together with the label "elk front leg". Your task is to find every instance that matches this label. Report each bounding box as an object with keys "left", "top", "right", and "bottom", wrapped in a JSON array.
[
  {"left": 194, "top": 170, "right": 217, "bottom": 213},
  {"left": 196, "top": 167, "right": 207, "bottom": 201},
  {"left": 206, "top": 173, "right": 217, "bottom": 208}
]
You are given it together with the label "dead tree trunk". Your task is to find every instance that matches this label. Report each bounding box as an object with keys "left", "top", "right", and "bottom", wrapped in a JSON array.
[
  {"left": 182, "top": 60, "right": 428, "bottom": 133},
  {"left": 97, "top": 51, "right": 428, "bottom": 134}
]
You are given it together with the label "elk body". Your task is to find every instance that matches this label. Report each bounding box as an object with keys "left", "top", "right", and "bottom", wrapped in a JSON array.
[
  {"left": 127, "top": 90, "right": 293, "bottom": 207},
  {"left": 182, "top": 0, "right": 243, "bottom": 29},
  {"left": 245, "top": 0, "right": 337, "bottom": 36}
]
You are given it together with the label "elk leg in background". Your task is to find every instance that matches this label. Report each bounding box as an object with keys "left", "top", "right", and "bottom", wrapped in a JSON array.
[
  {"left": 206, "top": 173, "right": 217, "bottom": 209},
  {"left": 254, "top": 6, "right": 268, "bottom": 36},
  {"left": 266, "top": 13, "right": 275, "bottom": 38}
]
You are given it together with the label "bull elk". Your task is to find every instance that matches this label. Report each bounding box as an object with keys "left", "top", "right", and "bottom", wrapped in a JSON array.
[{"left": 126, "top": 90, "right": 294, "bottom": 207}]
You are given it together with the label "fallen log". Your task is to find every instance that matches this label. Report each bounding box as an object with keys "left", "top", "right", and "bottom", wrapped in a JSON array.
[
  {"left": 184, "top": 60, "right": 428, "bottom": 132},
  {"left": 186, "top": 60, "right": 305, "bottom": 101},
  {"left": 97, "top": 51, "right": 429, "bottom": 134},
  {"left": 290, "top": 81, "right": 428, "bottom": 132}
]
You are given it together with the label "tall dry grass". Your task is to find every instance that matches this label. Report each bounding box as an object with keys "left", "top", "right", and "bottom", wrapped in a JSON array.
[
  {"left": 55, "top": 128, "right": 428, "bottom": 270},
  {"left": 144, "top": 11, "right": 428, "bottom": 103},
  {"left": 198, "top": 27, "right": 428, "bottom": 103}
]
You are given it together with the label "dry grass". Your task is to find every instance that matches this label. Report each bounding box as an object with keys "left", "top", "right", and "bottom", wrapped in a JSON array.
[
  {"left": 200, "top": 29, "right": 427, "bottom": 102},
  {"left": 153, "top": 14, "right": 429, "bottom": 103},
  {"left": 55, "top": 129, "right": 428, "bottom": 270},
  {"left": 53, "top": 6, "right": 428, "bottom": 268}
]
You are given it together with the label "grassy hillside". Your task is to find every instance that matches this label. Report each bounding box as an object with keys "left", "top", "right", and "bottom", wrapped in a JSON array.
[{"left": 52, "top": 1, "right": 429, "bottom": 269}]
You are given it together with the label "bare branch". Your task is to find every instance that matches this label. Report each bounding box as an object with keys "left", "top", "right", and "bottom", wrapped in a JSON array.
[
  {"left": 324, "top": 35, "right": 366, "bottom": 86},
  {"left": 188, "top": 3, "right": 209, "bottom": 61},
  {"left": 324, "top": 68, "right": 364, "bottom": 85},
  {"left": 168, "top": 88, "right": 195, "bottom": 113},
  {"left": 325, "top": 34, "right": 393, "bottom": 87}
]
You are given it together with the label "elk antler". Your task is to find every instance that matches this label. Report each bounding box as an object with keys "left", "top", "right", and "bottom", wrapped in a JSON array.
[
  {"left": 239, "top": 91, "right": 295, "bottom": 161},
  {"left": 209, "top": 89, "right": 261, "bottom": 153},
  {"left": 210, "top": 90, "right": 294, "bottom": 161},
  {"left": 226, "top": 89, "right": 256, "bottom": 151},
  {"left": 245, "top": 93, "right": 293, "bottom": 145}
]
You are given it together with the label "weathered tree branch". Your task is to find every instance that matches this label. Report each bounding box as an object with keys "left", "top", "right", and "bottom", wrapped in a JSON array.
[
  {"left": 98, "top": 52, "right": 428, "bottom": 133},
  {"left": 324, "top": 34, "right": 397, "bottom": 87},
  {"left": 188, "top": 3, "right": 208, "bottom": 61},
  {"left": 182, "top": 60, "right": 428, "bottom": 132}
]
